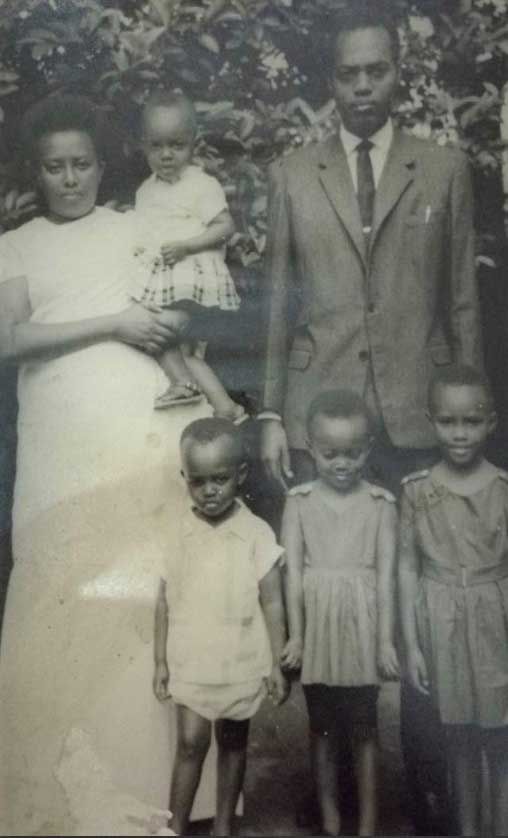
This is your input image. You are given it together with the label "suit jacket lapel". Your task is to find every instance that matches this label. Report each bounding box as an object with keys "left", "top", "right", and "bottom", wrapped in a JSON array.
[
  {"left": 370, "top": 130, "right": 416, "bottom": 250},
  {"left": 317, "top": 136, "right": 367, "bottom": 264}
]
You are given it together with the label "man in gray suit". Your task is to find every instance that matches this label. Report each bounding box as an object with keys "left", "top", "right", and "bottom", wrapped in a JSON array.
[{"left": 260, "top": 5, "right": 482, "bottom": 833}]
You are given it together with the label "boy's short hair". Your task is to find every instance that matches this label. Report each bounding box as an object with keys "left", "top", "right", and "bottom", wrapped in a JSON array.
[
  {"left": 328, "top": 3, "right": 401, "bottom": 71},
  {"left": 180, "top": 417, "right": 245, "bottom": 463},
  {"left": 306, "top": 388, "right": 376, "bottom": 438},
  {"left": 428, "top": 364, "right": 495, "bottom": 412},
  {"left": 141, "top": 90, "right": 198, "bottom": 138}
]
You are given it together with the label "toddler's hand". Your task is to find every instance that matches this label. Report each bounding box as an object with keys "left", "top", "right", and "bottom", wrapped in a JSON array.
[
  {"left": 153, "top": 661, "right": 170, "bottom": 702},
  {"left": 265, "top": 664, "right": 289, "bottom": 706},
  {"left": 377, "top": 641, "right": 399, "bottom": 680},
  {"left": 280, "top": 638, "right": 303, "bottom": 671},
  {"left": 161, "top": 241, "right": 190, "bottom": 266},
  {"left": 407, "top": 647, "right": 429, "bottom": 696}
]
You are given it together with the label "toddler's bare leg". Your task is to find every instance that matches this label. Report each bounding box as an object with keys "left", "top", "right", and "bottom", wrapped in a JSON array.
[
  {"left": 181, "top": 341, "right": 245, "bottom": 422},
  {"left": 446, "top": 726, "right": 481, "bottom": 835},
  {"left": 310, "top": 731, "right": 341, "bottom": 836},
  {"left": 158, "top": 346, "right": 198, "bottom": 389},
  {"left": 169, "top": 704, "right": 212, "bottom": 836},
  {"left": 353, "top": 727, "right": 378, "bottom": 836},
  {"left": 485, "top": 728, "right": 508, "bottom": 836}
]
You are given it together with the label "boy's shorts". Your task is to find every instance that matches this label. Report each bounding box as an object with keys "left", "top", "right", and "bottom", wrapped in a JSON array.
[{"left": 303, "top": 683, "right": 379, "bottom": 736}]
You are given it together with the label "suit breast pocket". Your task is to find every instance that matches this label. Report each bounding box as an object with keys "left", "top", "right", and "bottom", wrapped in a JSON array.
[
  {"left": 404, "top": 206, "right": 447, "bottom": 228},
  {"left": 288, "top": 348, "right": 312, "bottom": 371},
  {"left": 429, "top": 344, "right": 453, "bottom": 367}
]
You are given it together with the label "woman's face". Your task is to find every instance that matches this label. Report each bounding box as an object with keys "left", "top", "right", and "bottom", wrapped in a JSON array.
[{"left": 37, "top": 130, "right": 104, "bottom": 222}]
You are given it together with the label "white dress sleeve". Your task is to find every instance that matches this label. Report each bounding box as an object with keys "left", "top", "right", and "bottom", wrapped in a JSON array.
[{"left": 191, "top": 171, "right": 229, "bottom": 226}]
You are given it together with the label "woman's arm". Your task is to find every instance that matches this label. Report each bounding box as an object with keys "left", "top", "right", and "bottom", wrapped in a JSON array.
[
  {"left": 153, "top": 578, "right": 170, "bottom": 701},
  {"left": 376, "top": 500, "right": 399, "bottom": 680},
  {"left": 0, "top": 276, "right": 177, "bottom": 364},
  {"left": 398, "top": 490, "right": 429, "bottom": 696},
  {"left": 161, "top": 209, "right": 235, "bottom": 265},
  {"left": 259, "top": 564, "right": 289, "bottom": 705},
  {"left": 279, "top": 498, "right": 305, "bottom": 670}
]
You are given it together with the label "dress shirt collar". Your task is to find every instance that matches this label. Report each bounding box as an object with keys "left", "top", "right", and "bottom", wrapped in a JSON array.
[
  {"left": 339, "top": 118, "right": 394, "bottom": 159},
  {"left": 181, "top": 498, "right": 247, "bottom": 540}
]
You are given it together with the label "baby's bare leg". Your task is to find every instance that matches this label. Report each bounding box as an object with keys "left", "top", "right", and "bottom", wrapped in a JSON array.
[
  {"left": 170, "top": 705, "right": 212, "bottom": 836},
  {"left": 158, "top": 346, "right": 198, "bottom": 388},
  {"left": 181, "top": 341, "right": 245, "bottom": 421}
]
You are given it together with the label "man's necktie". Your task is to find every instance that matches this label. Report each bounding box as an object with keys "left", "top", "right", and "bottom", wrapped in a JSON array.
[{"left": 356, "top": 139, "right": 375, "bottom": 237}]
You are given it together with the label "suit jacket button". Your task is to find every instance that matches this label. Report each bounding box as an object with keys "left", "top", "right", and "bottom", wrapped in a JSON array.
[
  {"left": 359, "top": 350, "right": 370, "bottom": 361},
  {"left": 367, "top": 303, "right": 375, "bottom": 314}
]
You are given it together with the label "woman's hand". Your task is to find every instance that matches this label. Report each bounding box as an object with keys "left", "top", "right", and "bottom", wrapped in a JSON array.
[
  {"left": 407, "top": 647, "right": 429, "bottom": 696},
  {"left": 112, "top": 303, "right": 178, "bottom": 354},
  {"left": 153, "top": 660, "right": 170, "bottom": 702},
  {"left": 280, "top": 637, "right": 303, "bottom": 671},
  {"left": 265, "top": 664, "right": 289, "bottom": 705},
  {"left": 377, "top": 640, "right": 399, "bottom": 681},
  {"left": 161, "top": 241, "right": 190, "bottom": 267}
]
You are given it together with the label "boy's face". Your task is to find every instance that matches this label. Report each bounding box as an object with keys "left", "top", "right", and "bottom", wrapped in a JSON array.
[
  {"left": 332, "top": 26, "right": 398, "bottom": 139},
  {"left": 308, "top": 413, "right": 372, "bottom": 493},
  {"left": 181, "top": 436, "right": 247, "bottom": 520},
  {"left": 142, "top": 105, "right": 194, "bottom": 183},
  {"left": 428, "top": 384, "right": 496, "bottom": 471}
]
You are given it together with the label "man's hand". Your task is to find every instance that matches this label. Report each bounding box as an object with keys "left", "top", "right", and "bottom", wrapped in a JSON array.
[
  {"left": 153, "top": 660, "right": 170, "bottom": 702},
  {"left": 280, "top": 638, "right": 303, "bottom": 671},
  {"left": 260, "top": 419, "right": 293, "bottom": 490},
  {"left": 161, "top": 241, "right": 190, "bottom": 267}
]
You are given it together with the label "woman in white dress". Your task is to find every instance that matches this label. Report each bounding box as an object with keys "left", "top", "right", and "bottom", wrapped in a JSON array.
[{"left": 0, "top": 95, "right": 217, "bottom": 836}]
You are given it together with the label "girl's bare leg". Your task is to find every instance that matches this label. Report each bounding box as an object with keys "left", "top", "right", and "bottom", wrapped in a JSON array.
[
  {"left": 212, "top": 719, "right": 249, "bottom": 836},
  {"left": 447, "top": 726, "right": 481, "bottom": 836},
  {"left": 181, "top": 342, "right": 245, "bottom": 420},
  {"left": 310, "top": 731, "right": 341, "bottom": 837},
  {"left": 485, "top": 728, "right": 508, "bottom": 836},
  {"left": 169, "top": 705, "right": 212, "bottom": 836},
  {"left": 353, "top": 728, "right": 378, "bottom": 836}
]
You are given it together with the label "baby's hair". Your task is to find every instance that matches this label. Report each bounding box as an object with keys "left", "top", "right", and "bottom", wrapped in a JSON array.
[
  {"left": 20, "top": 94, "right": 109, "bottom": 165},
  {"left": 306, "top": 388, "right": 376, "bottom": 438},
  {"left": 141, "top": 90, "right": 198, "bottom": 139},
  {"left": 328, "top": 2, "right": 401, "bottom": 73},
  {"left": 428, "top": 364, "right": 495, "bottom": 413},
  {"left": 180, "top": 417, "right": 245, "bottom": 464}
]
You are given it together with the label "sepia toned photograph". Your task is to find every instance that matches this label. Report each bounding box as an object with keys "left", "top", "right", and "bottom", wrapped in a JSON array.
[{"left": 1, "top": 0, "right": 508, "bottom": 834}]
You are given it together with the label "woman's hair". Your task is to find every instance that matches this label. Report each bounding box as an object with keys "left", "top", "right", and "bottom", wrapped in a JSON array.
[
  {"left": 428, "top": 365, "right": 495, "bottom": 413},
  {"left": 141, "top": 90, "right": 198, "bottom": 139},
  {"left": 306, "top": 388, "right": 377, "bottom": 438},
  {"left": 180, "top": 417, "right": 245, "bottom": 463},
  {"left": 20, "top": 94, "right": 109, "bottom": 164}
]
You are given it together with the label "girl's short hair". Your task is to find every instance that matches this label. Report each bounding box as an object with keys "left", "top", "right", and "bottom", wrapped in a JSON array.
[
  {"left": 141, "top": 90, "right": 198, "bottom": 139},
  {"left": 180, "top": 417, "right": 245, "bottom": 463},
  {"left": 306, "top": 389, "right": 376, "bottom": 438},
  {"left": 20, "top": 94, "right": 109, "bottom": 164},
  {"left": 428, "top": 365, "right": 495, "bottom": 413}
]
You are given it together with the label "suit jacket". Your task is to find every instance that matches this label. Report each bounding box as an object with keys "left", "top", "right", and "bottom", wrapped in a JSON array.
[{"left": 262, "top": 128, "right": 482, "bottom": 450}]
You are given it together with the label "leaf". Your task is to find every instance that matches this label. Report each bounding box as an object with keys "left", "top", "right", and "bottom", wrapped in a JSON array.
[
  {"left": 198, "top": 33, "right": 220, "bottom": 54},
  {"left": 113, "top": 49, "right": 129, "bottom": 72},
  {"left": 150, "top": 0, "right": 170, "bottom": 27}
]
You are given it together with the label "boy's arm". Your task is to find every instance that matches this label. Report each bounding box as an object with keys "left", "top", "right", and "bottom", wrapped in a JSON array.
[
  {"left": 153, "top": 578, "right": 170, "bottom": 701},
  {"left": 280, "top": 498, "right": 305, "bottom": 670},
  {"left": 259, "top": 564, "right": 289, "bottom": 705},
  {"left": 376, "top": 500, "right": 399, "bottom": 680},
  {"left": 398, "top": 491, "right": 429, "bottom": 696}
]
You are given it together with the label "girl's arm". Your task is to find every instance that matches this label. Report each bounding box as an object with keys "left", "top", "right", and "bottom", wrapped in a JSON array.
[
  {"left": 153, "top": 578, "right": 170, "bottom": 701},
  {"left": 259, "top": 564, "right": 289, "bottom": 705},
  {"left": 376, "top": 499, "right": 399, "bottom": 680},
  {"left": 279, "top": 498, "right": 305, "bottom": 670},
  {"left": 398, "top": 490, "right": 429, "bottom": 696},
  {"left": 0, "top": 276, "right": 177, "bottom": 364},
  {"left": 161, "top": 209, "right": 235, "bottom": 265}
]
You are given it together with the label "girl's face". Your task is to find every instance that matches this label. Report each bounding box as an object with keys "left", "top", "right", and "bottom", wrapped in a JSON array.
[
  {"left": 181, "top": 437, "right": 247, "bottom": 520},
  {"left": 37, "top": 130, "right": 103, "bottom": 223},
  {"left": 308, "top": 413, "right": 372, "bottom": 493},
  {"left": 143, "top": 105, "right": 194, "bottom": 184},
  {"left": 428, "top": 383, "right": 496, "bottom": 471}
]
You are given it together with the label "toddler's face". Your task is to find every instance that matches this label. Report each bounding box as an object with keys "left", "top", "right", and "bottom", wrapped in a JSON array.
[
  {"left": 142, "top": 105, "right": 194, "bottom": 183},
  {"left": 428, "top": 383, "right": 496, "bottom": 471},
  {"left": 308, "top": 413, "right": 371, "bottom": 493},
  {"left": 181, "top": 437, "right": 246, "bottom": 520}
]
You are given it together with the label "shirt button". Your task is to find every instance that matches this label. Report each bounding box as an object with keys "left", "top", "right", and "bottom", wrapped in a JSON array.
[{"left": 359, "top": 349, "right": 370, "bottom": 362}]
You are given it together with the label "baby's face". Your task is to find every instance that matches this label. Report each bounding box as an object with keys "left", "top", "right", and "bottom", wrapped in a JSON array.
[
  {"left": 308, "top": 413, "right": 371, "bottom": 493},
  {"left": 142, "top": 105, "right": 194, "bottom": 183},
  {"left": 428, "top": 383, "right": 496, "bottom": 471},
  {"left": 181, "top": 437, "right": 246, "bottom": 520}
]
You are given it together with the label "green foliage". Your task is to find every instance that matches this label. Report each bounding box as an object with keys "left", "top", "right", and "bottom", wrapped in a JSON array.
[{"left": 0, "top": 0, "right": 507, "bottom": 283}]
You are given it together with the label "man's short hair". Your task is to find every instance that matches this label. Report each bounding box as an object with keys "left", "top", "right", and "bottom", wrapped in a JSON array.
[
  {"left": 180, "top": 417, "right": 245, "bottom": 462},
  {"left": 427, "top": 364, "right": 495, "bottom": 413},
  {"left": 306, "top": 388, "right": 377, "bottom": 438},
  {"left": 329, "top": 2, "right": 401, "bottom": 71}
]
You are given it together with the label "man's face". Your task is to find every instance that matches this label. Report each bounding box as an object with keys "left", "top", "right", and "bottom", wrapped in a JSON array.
[{"left": 332, "top": 26, "right": 399, "bottom": 139}]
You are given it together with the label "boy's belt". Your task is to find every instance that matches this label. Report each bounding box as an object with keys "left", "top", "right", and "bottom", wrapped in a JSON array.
[{"left": 422, "top": 557, "right": 508, "bottom": 587}]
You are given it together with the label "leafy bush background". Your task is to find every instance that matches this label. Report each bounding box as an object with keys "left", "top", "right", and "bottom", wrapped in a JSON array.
[{"left": 1, "top": 0, "right": 508, "bottom": 423}]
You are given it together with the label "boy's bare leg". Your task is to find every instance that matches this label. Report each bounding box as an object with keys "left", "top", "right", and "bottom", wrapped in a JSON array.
[
  {"left": 170, "top": 705, "right": 212, "bottom": 836},
  {"left": 212, "top": 719, "right": 249, "bottom": 836}
]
